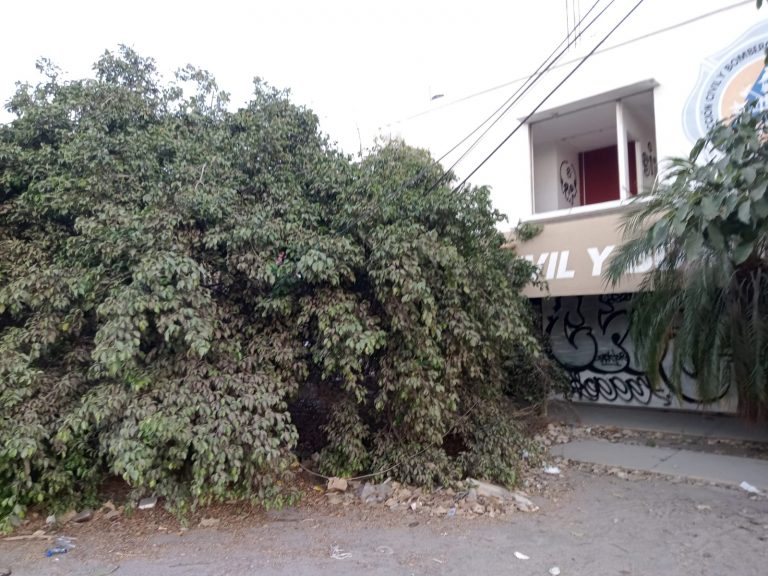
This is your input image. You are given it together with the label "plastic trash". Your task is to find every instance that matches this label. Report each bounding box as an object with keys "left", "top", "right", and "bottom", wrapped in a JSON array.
[
  {"left": 514, "top": 551, "right": 530, "bottom": 560},
  {"left": 544, "top": 466, "right": 561, "bottom": 475},
  {"left": 45, "top": 537, "right": 75, "bottom": 557},
  {"left": 330, "top": 545, "right": 352, "bottom": 560},
  {"left": 447, "top": 506, "right": 456, "bottom": 517},
  {"left": 549, "top": 567, "right": 561, "bottom": 575},
  {"left": 740, "top": 481, "right": 762, "bottom": 495}
]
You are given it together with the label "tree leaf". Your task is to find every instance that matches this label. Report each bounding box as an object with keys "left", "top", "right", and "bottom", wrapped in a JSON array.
[
  {"left": 733, "top": 240, "right": 754, "bottom": 264},
  {"left": 750, "top": 180, "right": 768, "bottom": 201},
  {"left": 700, "top": 196, "right": 719, "bottom": 220},
  {"left": 737, "top": 201, "right": 751, "bottom": 224}
]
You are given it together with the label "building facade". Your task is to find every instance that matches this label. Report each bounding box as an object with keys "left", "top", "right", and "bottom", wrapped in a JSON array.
[{"left": 514, "top": 4, "right": 768, "bottom": 412}]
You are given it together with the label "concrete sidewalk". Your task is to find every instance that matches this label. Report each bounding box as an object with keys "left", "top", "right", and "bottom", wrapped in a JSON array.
[
  {"left": 548, "top": 401, "right": 768, "bottom": 443},
  {"left": 551, "top": 439, "right": 768, "bottom": 492}
]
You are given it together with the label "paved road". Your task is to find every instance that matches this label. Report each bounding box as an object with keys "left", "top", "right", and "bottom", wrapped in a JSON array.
[{"left": 3, "top": 470, "right": 767, "bottom": 576}]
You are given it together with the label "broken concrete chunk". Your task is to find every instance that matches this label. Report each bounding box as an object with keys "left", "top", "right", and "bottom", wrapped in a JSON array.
[
  {"left": 359, "top": 481, "right": 392, "bottom": 504},
  {"left": 138, "top": 496, "right": 157, "bottom": 510},
  {"left": 325, "top": 493, "right": 344, "bottom": 505},
  {"left": 327, "top": 477, "right": 348, "bottom": 492},
  {"left": 199, "top": 517, "right": 220, "bottom": 528},
  {"left": 511, "top": 491, "right": 539, "bottom": 512},
  {"left": 72, "top": 509, "right": 93, "bottom": 523},
  {"left": 58, "top": 510, "right": 77, "bottom": 524},
  {"left": 467, "top": 478, "right": 512, "bottom": 500}
]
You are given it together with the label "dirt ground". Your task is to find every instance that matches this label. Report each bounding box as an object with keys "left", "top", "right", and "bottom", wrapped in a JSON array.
[{"left": 2, "top": 468, "right": 767, "bottom": 576}]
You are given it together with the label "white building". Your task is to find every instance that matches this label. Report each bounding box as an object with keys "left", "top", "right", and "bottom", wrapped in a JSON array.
[
  {"left": 396, "top": 1, "right": 768, "bottom": 411},
  {"left": 517, "top": 2, "right": 767, "bottom": 412}
]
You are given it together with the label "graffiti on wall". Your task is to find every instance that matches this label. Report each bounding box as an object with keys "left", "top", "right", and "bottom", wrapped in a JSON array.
[
  {"left": 559, "top": 160, "right": 578, "bottom": 206},
  {"left": 542, "top": 294, "right": 733, "bottom": 409},
  {"left": 641, "top": 141, "right": 657, "bottom": 179}
]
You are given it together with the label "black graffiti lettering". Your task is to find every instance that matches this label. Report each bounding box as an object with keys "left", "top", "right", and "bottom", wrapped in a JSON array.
[
  {"left": 641, "top": 142, "right": 657, "bottom": 178},
  {"left": 546, "top": 295, "right": 729, "bottom": 407},
  {"left": 570, "top": 373, "right": 671, "bottom": 406}
]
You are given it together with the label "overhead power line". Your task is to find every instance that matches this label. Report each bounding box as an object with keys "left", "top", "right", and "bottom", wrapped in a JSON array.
[
  {"left": 388, "top": 0, "right": 751, "bottom": 129},
  {"left": 428, "top": 0, "right": 615, "bottom": 194},
  {"left": 452, "top": 0, "right": 647, "bottom": 194}
]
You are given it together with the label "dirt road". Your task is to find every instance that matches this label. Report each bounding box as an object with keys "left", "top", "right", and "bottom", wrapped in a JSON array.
[{"left": 2, "top": 470, "right": 767, "bottom": 576}]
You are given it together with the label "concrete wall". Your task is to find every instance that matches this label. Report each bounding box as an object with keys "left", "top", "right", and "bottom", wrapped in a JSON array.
[
  {"left": 622, "top": 98, "right": 657, "bottom": 194},
  {"left": 533, "top": 141, "right": 581, "bottom": 212}
]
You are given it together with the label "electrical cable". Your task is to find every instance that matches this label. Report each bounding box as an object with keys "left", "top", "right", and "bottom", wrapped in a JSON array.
[
  {"left": 452, "top": 0, "right": 646, "bottom": 195},
  {"left": 428, "top": 0, "right": 616, "bottom": 194},
  {"left": 434, "top": 0, "right": 605, "bottom": 167}
]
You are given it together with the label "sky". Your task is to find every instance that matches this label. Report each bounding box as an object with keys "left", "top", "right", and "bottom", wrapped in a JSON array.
[{"left": 0, "top": 0, "right": 756, "bottom": 224}]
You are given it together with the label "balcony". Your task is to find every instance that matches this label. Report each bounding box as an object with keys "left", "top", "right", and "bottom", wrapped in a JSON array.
[{"left": 527, "top": 80, "right": 658, "bottom": 222}]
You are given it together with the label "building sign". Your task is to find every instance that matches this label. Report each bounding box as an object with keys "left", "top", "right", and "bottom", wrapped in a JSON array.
[
  {"left": 683, "top": 20, "right": 768, "bottom": 142},
  {"left": 519, "top": 211, "right": 648, "bottom": 298}
]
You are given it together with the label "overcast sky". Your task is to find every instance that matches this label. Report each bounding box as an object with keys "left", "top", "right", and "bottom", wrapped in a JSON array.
[{"left": 0, "top": 0, "right": 755, "bottom": 223}]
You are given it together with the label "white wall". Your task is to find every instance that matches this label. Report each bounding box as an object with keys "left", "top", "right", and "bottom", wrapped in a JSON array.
[
  {"left": 533, "top": 144, "right": 558, "bottom": 213},
  {"left": 621, "top": 97, "right": 657, "bottom": 193},
  {"left": 533, "top": 141, "right": 581, "bottom": 212}
]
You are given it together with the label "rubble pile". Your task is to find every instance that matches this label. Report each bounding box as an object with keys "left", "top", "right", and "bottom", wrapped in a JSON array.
[{"left": 322, "top": 476, "right": 539, "bottom": 518}]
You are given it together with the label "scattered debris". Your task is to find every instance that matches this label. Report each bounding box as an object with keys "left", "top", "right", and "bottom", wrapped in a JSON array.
[
  {"left": 327, "top": 477, "right": 348, "bottom": 492},
  {"left": 325, "top": 493, "right": 344, "bottom": 505},
  {"left": 513, "top": 551, "right": 530, "bottom": 560},
  {"left": 544, "top": 466, "right": 562, "bottom": 475},
  {"left": 376, "top": 545, "right": 394, "bottom": 555},
  {"left": 468, "top": 478, "right": 510, "bottom": 500},
  {"left": 72, "top": 509, "right": 94, "bottom": 523},
  {"left": 740, "top": 481, "right": 762, "bottom": 495},
  {"left": 549, "top": 567, "right": 561, "bottom": 575},
  {"left": 199, "top": 517, "right": 220, "bottom": 528},
  {"left": 138, "top": 496, "right": 157, "bottom": 510},
  {"left": 45, "top": 537, "right": 75, "bottom": 557},
  {"left": 318, "top": 476, "right": 540, "bottom": 518},
  {"left": 433, "top": 558, "right": 444, "bottom": 564},
  {"left": 45, "top": 515, "right": 56, "bottom": 526},
  {"left": 58, "top": 510, "right": 77, "bottom": 525},
  {"left": 330, "top": 545, "right": 352, "bottom": 560},
  {"left": 511, "top": 491, "right": 539, "bottom": 512},
  {"left": 2, "top": 530, "right": 51, "bottom": 542},
  {"left": 695, "top": 504, "right": 712, "bottom": 511},
  {"left": 359, "top": 481, "right": 393, "bottom": 504}
]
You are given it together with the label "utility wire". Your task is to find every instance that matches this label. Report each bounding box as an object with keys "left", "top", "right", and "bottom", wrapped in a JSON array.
[
  {"left": 452, "top": 0, "right": 647, "bottom": 194},
  {"left": 338, "top": 0, "right": 608, "bottom": 235},
  {"left": 387, "top": 0, "right": 751, "bottom": 129},
  {"left": 428, "top": 0, "right": 615, "bottom": 194},
  {"left": 435, "top": 0, "right": 604, "bottom": 167}
]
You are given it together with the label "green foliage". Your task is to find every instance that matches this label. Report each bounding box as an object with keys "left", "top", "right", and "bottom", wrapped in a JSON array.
[
  {"left": 606, "top": 104, "right": 768, "bottom": 420},
  {"left": 514, "top": 220, "right": 543, "bottom": 242},
  {"left": 0, "top": 48, "right": 552, "bottom": 529}
]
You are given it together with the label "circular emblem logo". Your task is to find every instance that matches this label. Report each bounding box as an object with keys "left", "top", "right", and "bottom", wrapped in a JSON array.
[{"left": 683, "top": 21, "right": 768, "bottom": 142}]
